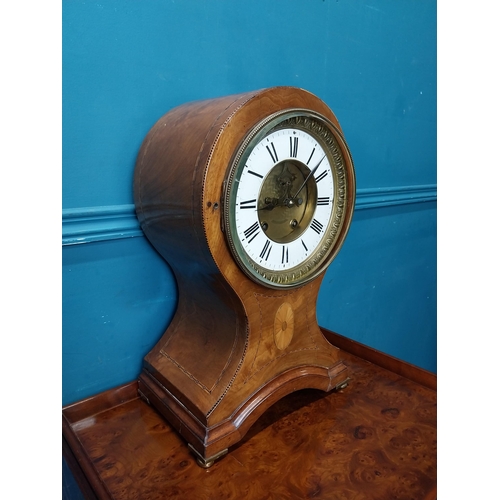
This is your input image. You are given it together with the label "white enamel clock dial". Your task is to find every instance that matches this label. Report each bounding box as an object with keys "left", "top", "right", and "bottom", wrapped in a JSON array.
[{"left": 223, "top": 109, "right": 354, "bottom": 289}]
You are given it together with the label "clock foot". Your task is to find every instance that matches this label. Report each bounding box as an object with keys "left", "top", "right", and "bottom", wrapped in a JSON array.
[
  {"left": 196, "top": 458, "right": 214, "bottom": 469},
  {"left": 188, "top": 444, "right": 228, "bottom": 469},
  {"left": 334, "top": 377, "right": 351, "bottom": 392}
]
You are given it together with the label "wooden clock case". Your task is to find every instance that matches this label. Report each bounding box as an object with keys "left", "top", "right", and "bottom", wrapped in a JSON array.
[{"left": 133, "top": 86, "right": 355, "bottom": 466}]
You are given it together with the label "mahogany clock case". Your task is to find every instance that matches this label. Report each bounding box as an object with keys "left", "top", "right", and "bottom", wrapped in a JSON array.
[{"left": 133, "top": 87, "right": 356, "bottom": 463}]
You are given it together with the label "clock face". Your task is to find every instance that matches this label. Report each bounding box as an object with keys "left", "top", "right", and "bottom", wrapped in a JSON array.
[{"left": 223, "top": 109, "right": 354, "bottom": 289}]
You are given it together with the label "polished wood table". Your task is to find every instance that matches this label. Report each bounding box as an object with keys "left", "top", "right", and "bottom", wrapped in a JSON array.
[{"left": 63, "top": 330, "right": 437, "bottom": 500}]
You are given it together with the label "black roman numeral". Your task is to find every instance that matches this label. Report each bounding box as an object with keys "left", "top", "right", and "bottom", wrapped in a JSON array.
[
  {"left": 315, "top": 170, "right": 328, "bottom": 183},
  {"left": 243, "top": 222, "right": 260, "bottom": 243},
  {"left": 248, "top": 169, "right": 263, "bottom": 178},
  {"left": 266, "top": 142, "right": 279, "bottom": 163},
  {"left": 260, "top": 240, "right": 272, "bottom": 260},
  {"left": 301, "top": 240, "right": 308, "bottom": 252},
  {"left": 240, "top": 199, "right": 257, "bottom": 209},
  {"left": 281, "top": 245, "right": 289, "bottom": 264},
  {"left": 289, "top": 136, "right": 298, "bottom": 158},
  {"left": 311, "top": 219, "right": 323, "bottom": 234},
  {"left": 317, "top": 197, "right": 330, "bottom": 206}
]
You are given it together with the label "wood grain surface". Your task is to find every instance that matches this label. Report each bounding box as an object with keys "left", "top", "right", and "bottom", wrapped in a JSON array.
[{"left": 63, "top": 345, "right": 437, "bottom": 500}]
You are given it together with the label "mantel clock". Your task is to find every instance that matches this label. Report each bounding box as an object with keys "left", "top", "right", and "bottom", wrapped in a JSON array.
[{"left": 134, "top": 86, "right": 356, "bottom": 467}]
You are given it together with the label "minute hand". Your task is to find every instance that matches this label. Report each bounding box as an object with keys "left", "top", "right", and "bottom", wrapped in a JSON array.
[{"left": 291, "top": 154, "right": 326, "bottom": 199}]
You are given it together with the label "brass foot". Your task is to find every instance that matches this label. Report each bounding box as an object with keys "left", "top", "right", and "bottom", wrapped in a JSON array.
[
  {"left": 334, "top": 377, "right": 351, "bottom": 391},
  {"left": 188, "top": 444, "right": 228, "bottom": 468},
  {"left": 196, "top": 457, "right": 215, "bottom": 469}
]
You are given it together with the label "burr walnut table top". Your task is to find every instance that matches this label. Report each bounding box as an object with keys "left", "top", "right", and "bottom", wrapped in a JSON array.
[{"left": 63, "top": 330, "right": 437, "bottom": 500}]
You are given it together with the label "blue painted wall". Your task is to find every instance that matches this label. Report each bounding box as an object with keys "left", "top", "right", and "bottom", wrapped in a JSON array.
[{"left": 62, "top": 0, "right": 436, "bottom": 406}]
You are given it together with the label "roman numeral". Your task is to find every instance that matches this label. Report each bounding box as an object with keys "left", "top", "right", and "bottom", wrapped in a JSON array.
[
  {"left": 311, "top": 219, "right": 323, "bottom": 234},
  {"left": 266, "top": 142, "right": 279, "bottom": 163},
  {"left": 240, "top": 199, "right": 257, "bottom": 209},
  {"left": 317, "top": 197, "right": 330, "bottom": 206},
  {"left": 315, "top": 170, "right": 328, "bottom": 183},
  {"left": 307, "top": 148, "right": 316, "bottom": 165},
  {"left": 260, "top": 240, "right": 272, "bottom": 260},
  {"left": 289, "top": 136, "right": 298, "bottom": 158},
  {"left": 281, "top": 245, "right": 289, "bottom": 264},
  {"left": 301, "top": 240, "right": 308, "bottom": 252},
  {"left": 243, "top": 222, "right": 260, "bottom": 243},
  {"left": 248, "top": 169, "right": 263, "bottom": 178}
]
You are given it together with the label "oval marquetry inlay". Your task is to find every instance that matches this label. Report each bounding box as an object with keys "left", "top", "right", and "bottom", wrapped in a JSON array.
[{"left": 274, "top": 302, "right": 294, "bottom": 350}]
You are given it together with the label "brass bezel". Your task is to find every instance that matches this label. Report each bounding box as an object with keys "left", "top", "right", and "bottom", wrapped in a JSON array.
[{"left": 223, "top": 108, "right": 355, "bottom": 289}]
